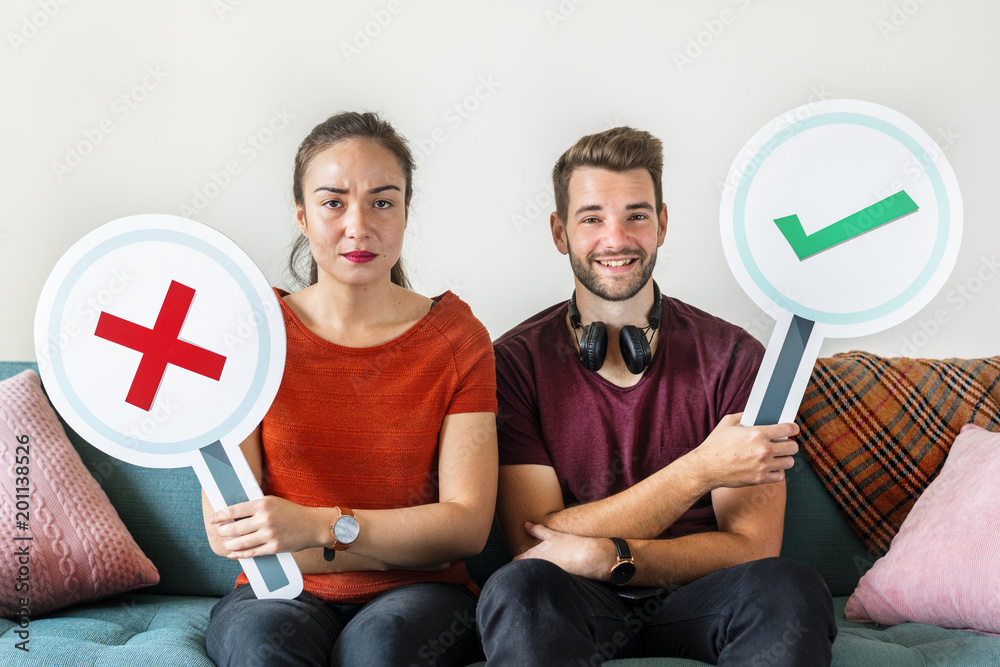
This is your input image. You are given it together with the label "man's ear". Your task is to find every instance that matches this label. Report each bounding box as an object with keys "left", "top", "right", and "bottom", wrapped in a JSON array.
[
  {"left": 656, "top": 202, "right": 668, "bottom": 247},
  {"left": 551, "top": 212, "right": 569, "bottom": 255}
]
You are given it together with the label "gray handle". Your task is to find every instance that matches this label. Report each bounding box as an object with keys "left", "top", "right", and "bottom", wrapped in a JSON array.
[
  {"left": 753, "top": 315, "right": 816, "bottom": 426},
  {"left": 200, "top": 441, "right": 290, "bottom": 592}
]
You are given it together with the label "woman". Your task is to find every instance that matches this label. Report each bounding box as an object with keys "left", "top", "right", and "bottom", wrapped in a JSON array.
[{"left": 202, "top": 111, "right": 498, "bottom": 667}]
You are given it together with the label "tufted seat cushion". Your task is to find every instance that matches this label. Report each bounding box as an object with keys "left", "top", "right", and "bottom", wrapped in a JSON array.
[
  {"left": 8, "top": 594, "right": 1000, "bottom": 667},
  {"left": 831, "top": 598, "right": 1000, "bottom": 667},
  {"left": 0, "top": 594, "right": 216, "bottom": 667},
  {"left": 464, "top": 598, "right": 1000, "bottom": 667}
]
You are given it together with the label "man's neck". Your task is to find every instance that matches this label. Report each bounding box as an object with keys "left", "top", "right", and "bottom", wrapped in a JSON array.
[
  {"left": 572, "top": 280, "right": 658, "bottom": 330},
  {"left": 568, "top": 281, "right": 662, "bottom": 387}
]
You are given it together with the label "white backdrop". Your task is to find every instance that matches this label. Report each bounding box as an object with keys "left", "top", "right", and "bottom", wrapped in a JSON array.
[{"left": 4, "top": 0, "right": 998, "bottom": 361}]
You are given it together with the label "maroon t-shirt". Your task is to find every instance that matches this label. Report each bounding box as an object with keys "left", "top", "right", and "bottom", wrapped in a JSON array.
[{"left": 494, "top": 296, "right": 764, "bottom": 538}]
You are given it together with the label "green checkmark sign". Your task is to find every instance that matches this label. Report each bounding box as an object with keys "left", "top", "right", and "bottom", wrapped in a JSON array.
[{"left": 774, "top": 190, "right": 919, "bottom": 260}]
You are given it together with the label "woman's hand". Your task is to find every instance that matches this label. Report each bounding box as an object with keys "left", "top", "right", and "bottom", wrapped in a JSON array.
[{"left": 209, "top": 496, "right": 329, "bottom": 560}]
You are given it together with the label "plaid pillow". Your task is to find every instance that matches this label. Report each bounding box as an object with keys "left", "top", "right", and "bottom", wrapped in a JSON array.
[{"left": 796, "top": 351, "right": 1000, "bottom": 556}]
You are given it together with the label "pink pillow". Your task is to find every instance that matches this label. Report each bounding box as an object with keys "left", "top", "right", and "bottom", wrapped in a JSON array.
[
  {"left": 0, "top": 370, "right": 158, "bottom": 618},
  {"left": 845, "top": 424, "right": 1000, "bottom": 634}
]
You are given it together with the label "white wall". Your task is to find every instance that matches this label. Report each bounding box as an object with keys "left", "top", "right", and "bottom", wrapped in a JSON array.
[{"left": 4, "top": 0, "right": 998, "bottom": 361}]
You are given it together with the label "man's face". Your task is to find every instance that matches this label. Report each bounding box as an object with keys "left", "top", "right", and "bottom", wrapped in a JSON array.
[{"left": 551, "top": 167, "right": 668, "bottom": 302}]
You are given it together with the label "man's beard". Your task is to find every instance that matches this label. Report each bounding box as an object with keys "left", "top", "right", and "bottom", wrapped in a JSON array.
[{"left": 567, "top": 240, "right": 657, "bottom": 302}]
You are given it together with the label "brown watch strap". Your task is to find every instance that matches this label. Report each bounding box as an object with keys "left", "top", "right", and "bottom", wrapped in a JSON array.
[{"left": 323, "top": 507, "right": 355, "bottom": 561}]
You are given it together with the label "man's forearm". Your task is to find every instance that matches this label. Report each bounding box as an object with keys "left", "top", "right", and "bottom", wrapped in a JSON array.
[
  {"left": 543, "top": 452, "right": 709, "bottom": 539},
  {"left": 628, "top": 483, "right": 785, "bottom": 587},
  {"left": 627, "top": 529, "right": 779, "bottom": 588}
]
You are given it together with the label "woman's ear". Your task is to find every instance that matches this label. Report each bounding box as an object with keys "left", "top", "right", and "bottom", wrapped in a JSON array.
[{"left": 295, "top": 206, "right": 308, "bottom": 235}]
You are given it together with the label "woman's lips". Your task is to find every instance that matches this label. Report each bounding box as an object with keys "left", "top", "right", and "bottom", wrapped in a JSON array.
[{"left": 343, "top": 251, "right": 377, "bottom": 263}]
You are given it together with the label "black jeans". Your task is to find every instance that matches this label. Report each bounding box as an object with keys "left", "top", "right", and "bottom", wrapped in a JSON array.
[
  {"left": 206, "top": 582, "right": 481, "bottom": 667},
  {"left": 477, "top": 556, "right": 837, "bottom": 667}
]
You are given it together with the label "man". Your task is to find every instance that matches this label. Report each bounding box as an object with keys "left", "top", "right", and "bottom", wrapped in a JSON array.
[{"left": 477, "top": 127, "right": 836, "bottom": 666}]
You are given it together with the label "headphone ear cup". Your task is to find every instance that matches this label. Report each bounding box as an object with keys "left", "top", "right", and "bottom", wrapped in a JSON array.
[
  {"left": 579, "top": 321, "right": 608, "bottom": 372},
  {"left": 619, "top": 325, "right": 652, "bottom": 375}
]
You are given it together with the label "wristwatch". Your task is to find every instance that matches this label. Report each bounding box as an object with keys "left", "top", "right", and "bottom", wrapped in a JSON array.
[
  {"left": 322, "top": 507, "right": 359, "bottom": 562},
  {"left": 608, "top": 537, "right": 637, "bottom": 586}
]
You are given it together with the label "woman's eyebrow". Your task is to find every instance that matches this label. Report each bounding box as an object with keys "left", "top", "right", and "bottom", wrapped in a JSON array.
[{"left": 312, "top": 185, "right": 401, "bottom": 194}]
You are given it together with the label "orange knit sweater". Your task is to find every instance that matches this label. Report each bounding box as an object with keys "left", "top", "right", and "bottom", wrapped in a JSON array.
[{"left": 234, "top": 290, "right": 497, "bottom": 603}]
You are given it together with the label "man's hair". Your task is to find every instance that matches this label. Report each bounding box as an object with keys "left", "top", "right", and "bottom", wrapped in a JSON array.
[{"left": 551, "top": 126, "right": 664, "bottom": 223}]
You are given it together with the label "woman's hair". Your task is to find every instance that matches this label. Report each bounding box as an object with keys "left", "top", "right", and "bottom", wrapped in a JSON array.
[
  {"left": 287, "top": 111, "right": 413, "bottom": 288},
  {"left": 551, "top": 126, "right": 663, "bottom": 224}
]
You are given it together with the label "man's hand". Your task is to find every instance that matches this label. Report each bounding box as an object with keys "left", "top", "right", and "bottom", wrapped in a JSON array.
[
  {"left": 513, "top": 522, "right": 616, "bottom": 581},
  {"left": 687, "top": 413, "right": 799, "bottom": 489}
]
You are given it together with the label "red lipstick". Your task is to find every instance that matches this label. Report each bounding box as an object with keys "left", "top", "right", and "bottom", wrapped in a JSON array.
[{"left": 343, "top": 251, "right": 377, "bottom": 263}]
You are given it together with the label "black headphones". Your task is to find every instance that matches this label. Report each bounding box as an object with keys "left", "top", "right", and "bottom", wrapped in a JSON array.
[{"left": 567, "top": 281, "right": 663, "bottom": 375}]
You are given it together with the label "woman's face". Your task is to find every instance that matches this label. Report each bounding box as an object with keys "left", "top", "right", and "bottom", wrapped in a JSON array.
[{"left": 296, "top": 138, "right": 408, "bottom": 288}]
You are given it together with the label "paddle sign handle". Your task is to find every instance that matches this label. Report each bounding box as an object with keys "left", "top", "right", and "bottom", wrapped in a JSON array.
[
  {"left": 740, "top": 311, "right": 824, "bottom": 427},
  {"left": 196, "top": 440, "right": 303, "bottom": 600}
]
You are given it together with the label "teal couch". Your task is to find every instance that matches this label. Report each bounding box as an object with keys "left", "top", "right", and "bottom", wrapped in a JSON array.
[{"left": 2, "top": 360, "right": 999, "bottom": 666}]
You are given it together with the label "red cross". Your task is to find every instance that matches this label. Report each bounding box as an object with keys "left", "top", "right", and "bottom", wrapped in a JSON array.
[{"left": 94, "top": 280, "right": 227, "bottom": 412}]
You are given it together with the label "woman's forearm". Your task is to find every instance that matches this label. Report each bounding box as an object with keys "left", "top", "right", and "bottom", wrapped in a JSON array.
[
  {"left": 346, "top": 501, "right": 492, "bottom": 567},
  {"left": 294, "top": 546, "right": 451, "bottom": 575},
  {"left": 208, "top": 494, "right": 492, "bottom": 569},
  {"left": 205, "top": 413, "right": 498, "bottom": 568}
]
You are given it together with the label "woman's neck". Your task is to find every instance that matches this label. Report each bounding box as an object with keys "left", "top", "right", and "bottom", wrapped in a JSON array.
[
  {"left": 287, "top": 277, "right": 431, "bottom": 347},
  {"left": 308, "top": 277, "right": 396, "bottom": 327}
]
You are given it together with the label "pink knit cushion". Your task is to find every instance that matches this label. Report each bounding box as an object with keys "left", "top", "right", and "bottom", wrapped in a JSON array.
[
  {"left": 0, "top": 370, "right": 158, "bottom": 618},
  {"left": 845, "top": 424, "right": 1000, "bottom": 634}
]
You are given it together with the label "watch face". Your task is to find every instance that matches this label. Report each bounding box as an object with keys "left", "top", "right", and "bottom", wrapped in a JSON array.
[
  {"left": 334, "top": 515, "right": 359, "bottom": 544},
  {"left": 611, "top": 561, "right": 637, "bottom": 586}
]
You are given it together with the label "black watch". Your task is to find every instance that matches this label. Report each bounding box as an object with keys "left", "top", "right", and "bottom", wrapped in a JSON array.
[{"left": 608, "top": 537, "right": 636, "bottom": 586}]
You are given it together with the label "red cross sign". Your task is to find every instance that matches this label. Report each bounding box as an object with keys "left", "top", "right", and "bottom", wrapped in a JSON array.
[
  {"left": 36, "top": 214, "right": 301, "bottom": 599},
  {"left": 94, "top": 280, "right": 227, "bottom": 411}
]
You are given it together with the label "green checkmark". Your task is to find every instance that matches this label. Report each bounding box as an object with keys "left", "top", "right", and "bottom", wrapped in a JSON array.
[{"left": 774, "top": 190, "right": 919, "bottom": 260}]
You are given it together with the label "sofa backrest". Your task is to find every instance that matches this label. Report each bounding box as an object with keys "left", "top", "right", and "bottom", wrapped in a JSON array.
[
  {"left": 782, "top": 452, "right": 872, "bottom": 597},
  {"left": 2, "top": 360, "right": 871, "bottom": 599}
]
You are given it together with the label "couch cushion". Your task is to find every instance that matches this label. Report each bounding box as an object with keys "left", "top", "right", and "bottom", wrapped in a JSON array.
[
  {"left": 0, "top": 370, "right": 159, "bottom": 617},
  {"left": 833, "top": 597, "right": 1000, "bottom": 666},
  {"left": 0, "top": 362, "right": 241, "bottom": 598},
  {"left": 846, "top": 425, "right": 1000, "bottom": 634},
  {"left": 68, "top": 432, "right": 242, "bottom": 596},
  {"left": 797, "top": 352, "right": 1000, "bottom": 556},
  {"left": 6, "top": 595, "right": 997, "bottom": 667},
  {"left": 0, "top": 593, "right": 217, "bottom": 667},
  {"left": 471, "top": 598, "right": 1000, "bottom": 666}
]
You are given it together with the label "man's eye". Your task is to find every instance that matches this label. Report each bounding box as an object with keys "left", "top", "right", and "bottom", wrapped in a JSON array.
[
  {"left": 631, "top": 214, "right": 648, "bottom": 221},
  {"left": 581, "top": 217, "right": 599, "bottom": 224}
]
